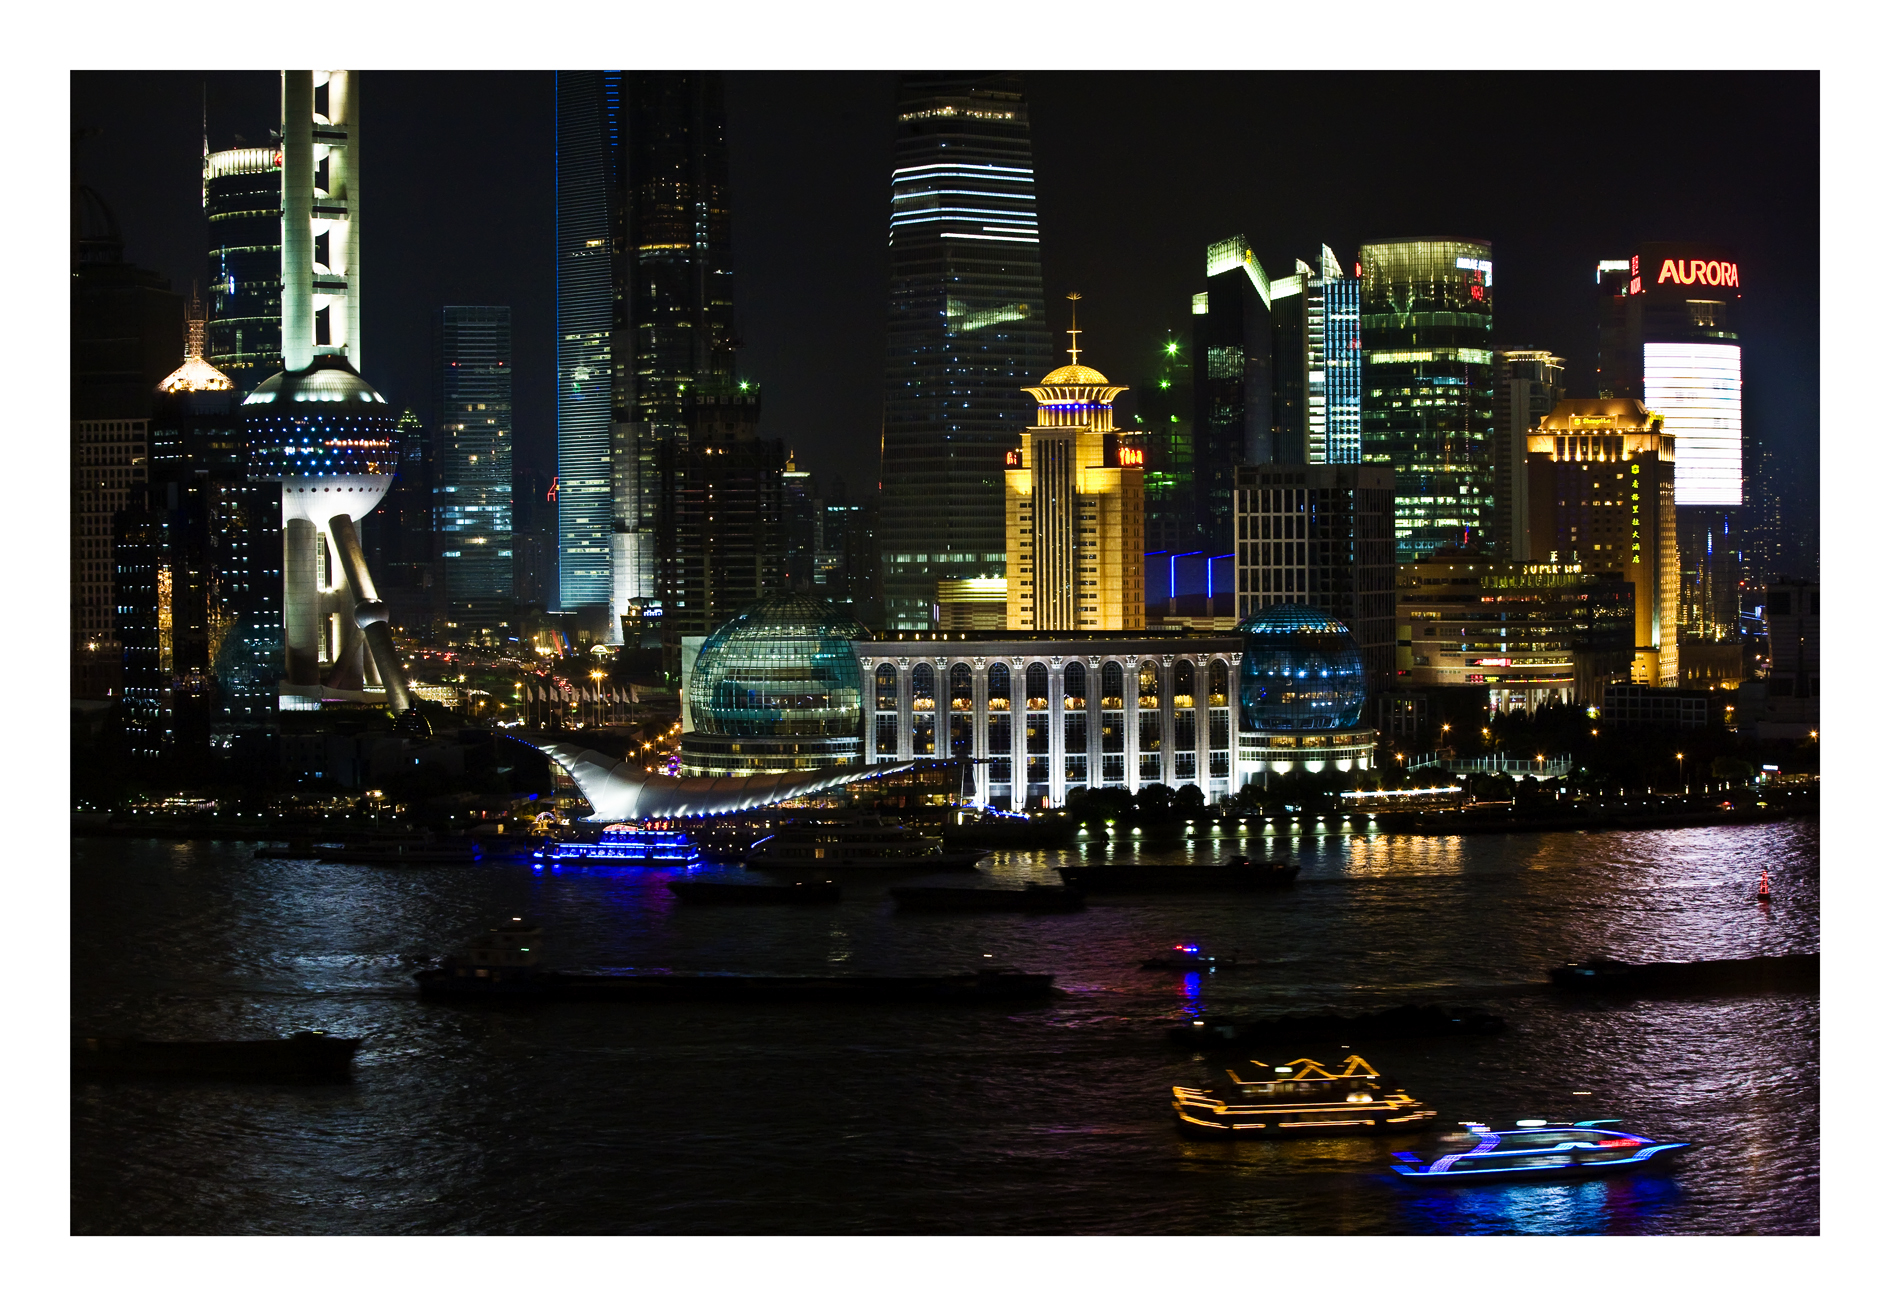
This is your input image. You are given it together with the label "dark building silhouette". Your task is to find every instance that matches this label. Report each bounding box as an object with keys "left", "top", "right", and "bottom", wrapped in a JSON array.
[
  {"left": 72, "top": 162, "right": 184, "bottom": 699},
  {"left": 879, "top": 72, "right": 1052, "bottom": 629},
  {"left": 1135, "top": 331, "right": 1196, "bottom": 554},
  {"left": 657, "top": 393, "right": 783, "bottom": 659},
  {"left": 555, "top": 72, "right": 735, "bottom": 633}
]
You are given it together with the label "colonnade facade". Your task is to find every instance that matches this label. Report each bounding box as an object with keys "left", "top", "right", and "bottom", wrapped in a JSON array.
[{"left": 855, "top": 634, "right": 1244, "bottom": 811}]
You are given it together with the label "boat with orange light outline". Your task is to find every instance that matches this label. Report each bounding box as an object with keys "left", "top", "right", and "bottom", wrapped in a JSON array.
[{"left": 1172, "top": 1054, "right": 1435, "bottom": 1137}]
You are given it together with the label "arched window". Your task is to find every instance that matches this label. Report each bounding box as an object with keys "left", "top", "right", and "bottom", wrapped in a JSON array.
[
  {"left": 911, "top": 662, "right": 935, "bottom": 708},
  {"left": 1100, "top": 661, "right": 1124, "bottom": 710},
  {"left": 987, "top": 662, "right": 1011, "bottom": 712},
  {"left": 1063, "top": 661, "right": 1087, "bottom": 710},
  {"left": 1173, "top": 660, "right": 1194, "bottom": 708},
  {"left": 875, "top": 663, "right": 897, "bottom": 712},
  {"left": 1209, "top": 658, "right": 1230, "bottom": 707},
  {"left": 1025, "top": 662, "right": 1049, "bottom": 709},
  {"left": 1138, "top": 661, "right": 1160, "bottom": 709},
  {"left": 949, "top": 662, "right": 974, "bottom": 712}
]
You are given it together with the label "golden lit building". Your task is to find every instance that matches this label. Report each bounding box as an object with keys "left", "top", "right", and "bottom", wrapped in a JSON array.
[
  {"left": 1525, "top": 399, "right": 1678, "bottom": 685},
  {"left": 1006, "top": 306, "right": 1145, "bottom": 630}
]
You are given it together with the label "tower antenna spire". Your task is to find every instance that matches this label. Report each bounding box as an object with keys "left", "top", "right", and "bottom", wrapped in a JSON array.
[{"left": 1066, "top": 291, "right": 1082, "bottom": 367}]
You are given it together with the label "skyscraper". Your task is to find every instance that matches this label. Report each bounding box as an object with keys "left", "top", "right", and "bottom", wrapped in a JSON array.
[
  {"left": 1525, "top": 399, "right": 1678, "bottom": 685},
  {"left": 556, "top": 71, "right": 737, "bottom": 636},
  {"left": 554, "top": 71, "right": 616, "bottom": 620},
  {"left": 1134, "top": 331, "right": 1195, "bottom": 553},
  {"left": 1359, "top": 238, "right": 1496, "bottom": 561},
  {"left": 880, "top": 72, "right": 1052, "bottom": 630},
  {"left": 433, "top": 306, "right": 514, "bottom": 642},
  {"left": 203, "top": 146, "right": 282, "bottom": 393},
  {"left": 1191, "top": 237, "right": 1361, "bottom": 548},
  {"left": 1492, "top": 350, "right": 1566, "bottom": 561},
  {"left": 1004, "top": 331, "right": 1146, "bottom": 631},
  {"left": 656, "top": 392, "right": 783, "bottom": 651},
  {"left": 1595, "top": 245, "right": 1744, "bottom": 641}
]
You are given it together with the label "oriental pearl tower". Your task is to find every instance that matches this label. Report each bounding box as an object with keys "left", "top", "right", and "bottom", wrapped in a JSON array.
[{"left": 244, "top": 70, "right": 412, "bottom": 717}]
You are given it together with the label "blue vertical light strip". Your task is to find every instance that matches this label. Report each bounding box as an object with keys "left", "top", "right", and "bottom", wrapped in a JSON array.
[
  {"left": 1325, "top": 277, "right": 1362, "bottom": 464},
  {"left": 555, "top": 71, "right": 616, "bottom": 610}
]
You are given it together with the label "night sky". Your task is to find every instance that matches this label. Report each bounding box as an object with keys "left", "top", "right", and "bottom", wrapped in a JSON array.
[{"left": 71, "top": 70, "right": 1818, "bottom": 549}]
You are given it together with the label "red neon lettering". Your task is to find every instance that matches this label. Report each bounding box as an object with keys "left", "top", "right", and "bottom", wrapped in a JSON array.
[
  {"left": 1631, "top": 255, "right": 1639, "bottom": 275},
  {"left": 1656, "top": 259, "right": 1738, "bottom": 289},
  {"left": 1629, "top": 276, "right": 1641, "bottom": 295}
]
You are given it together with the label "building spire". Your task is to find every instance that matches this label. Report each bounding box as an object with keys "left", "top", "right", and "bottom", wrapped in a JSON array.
[{"left": 1066, "top": 291, "right": 1082, "bottom": 367}]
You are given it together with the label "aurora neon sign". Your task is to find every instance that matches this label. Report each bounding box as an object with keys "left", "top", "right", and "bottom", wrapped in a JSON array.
[{"left": 1656, "top": 257, "right": 1739, "bottom": 288}]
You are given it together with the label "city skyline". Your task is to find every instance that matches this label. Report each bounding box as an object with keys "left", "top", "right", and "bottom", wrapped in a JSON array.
[{"left": 68, "top": 70, "right": 1820, "bottom": 577}]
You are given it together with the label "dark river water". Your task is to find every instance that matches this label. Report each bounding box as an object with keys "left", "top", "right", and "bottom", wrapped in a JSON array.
[{"left": 71, "top": 819, "right": 1819, "bottom": 1235}]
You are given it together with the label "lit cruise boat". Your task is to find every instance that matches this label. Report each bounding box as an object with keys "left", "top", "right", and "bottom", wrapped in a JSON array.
[
  {"left": 745, "top": 815, "right": 986, "bottom": 871},
  {"left": 1172, "top": 1055, "right": 1435, "bottom": 1137},
  {"left": 1391, "top": 1121, "right": 1690, "bottom": 1184},
  {"left": 535, "top": 822, "right": 700, "bottom": 866}
]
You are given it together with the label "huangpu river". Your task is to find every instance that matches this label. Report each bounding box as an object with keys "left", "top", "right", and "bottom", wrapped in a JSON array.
[{"left": 72, "top": 819, "right": 1818, "bottom": 1235}]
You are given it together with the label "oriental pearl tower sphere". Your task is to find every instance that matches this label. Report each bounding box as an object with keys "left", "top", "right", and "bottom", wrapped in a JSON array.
[{"left": 244, "top": 359, "right": 410, "bottom": 712}]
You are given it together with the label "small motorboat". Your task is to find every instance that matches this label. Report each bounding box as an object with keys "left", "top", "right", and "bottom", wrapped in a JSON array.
[
  {"left": 889, "top": 883, "right": 1085, "bottom": 911},
  {"left": 1391, "top": 1121, "right": 1690, "bottom": 1183},
  {"left": 1757, "top": 869, "right": 1773, "bottom": 903},
  {"left": 1172, "top": 1054, "right": 1435, "bottom": 1138},
  {"left": 1139, "top": 943, "right": 1265, "bottom": 971},
  {"left": 668, "top": 879, "right": 841, "bottom": 904}
]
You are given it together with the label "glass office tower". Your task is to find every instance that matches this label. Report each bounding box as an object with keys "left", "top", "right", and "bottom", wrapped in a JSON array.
[
  {"left": 554, "top": 71, "right": 615, "bottom": 616},
  {"left": 556, "top": 72, "right": 735, "bottom": 638},
  {"left": 434, "top": 306, "right": 514, "bottom": 640},
  {"left": 1594, "top": 243, "right": 1744, "bottom": 640},
  {"left": 1320, "top": 248, "right": 1362, "bottom": 465},
  {"left": 880, "top": 72, "right": 1052, "bottom": 629},
  {"left": 1359, "top": 238, "right": 1496, "bottom": 560},
  {"left": 203, "top": 147, "right": 284, "bottom": 394}
]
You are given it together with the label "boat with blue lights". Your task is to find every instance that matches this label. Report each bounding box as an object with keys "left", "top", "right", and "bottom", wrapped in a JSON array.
[
  {"left": 1172, "top": 1054, "right": 1435, "bottom": 1137},
  {"left": 745, "top": 815, "right": 986, "bottom": 871},
  {"left": 1390, "top": 1121, "right": 1690, "bottom": 1184},
  {"left": 534, "top": 822, "right": 700, "bottom": 866}
]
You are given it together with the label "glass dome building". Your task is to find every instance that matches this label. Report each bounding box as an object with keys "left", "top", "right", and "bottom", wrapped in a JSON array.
[
  {"left": 680, "top": 593, "right": 871, "bottom": 776},
  {"left": 1235, "top": 603, "right": 1376, "bottom": 779}
]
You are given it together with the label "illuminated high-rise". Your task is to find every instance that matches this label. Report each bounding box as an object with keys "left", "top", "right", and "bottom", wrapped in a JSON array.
[
  {"left": 556, "top": 72, "right": 736, "bottom": 637},
  {"left": 1525, "top": 399, "right": 1678, "bottom": 686},
  {"left": 880, "top": 72, "right": 1052, "bottom": 629},
  {"left": 434, "top": 306, "right": 514, "bottom": 641},
  {"left": 1595, "top": 244, "right": 1744, "bottom": 640},
  {"left": 1493, "top": 349, "right": 1566, "bottom": 561},
  {"left": 1004, "top": 328, "right": 1145, "bottom": 631},
  {"left": 1191, "top": 238, "right": 1360, "bottom": 550},
  {"left": 1359, "top": 238, "right": 1496, "bottom": 560}
]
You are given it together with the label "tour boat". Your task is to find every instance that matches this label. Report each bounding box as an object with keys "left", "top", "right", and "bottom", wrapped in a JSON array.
[
  {"left": 745, "top": 815, "right": 987, "bottom": 871},
  {"left": 1391, "top": 1121, "right": 1690, "bottom": 1184},
  {"left": 1172, "top": 1054, "right": 1435, "bottom": 1137},
  {"left": 535, "top": 823, "right": 700, "bottom": 866}
]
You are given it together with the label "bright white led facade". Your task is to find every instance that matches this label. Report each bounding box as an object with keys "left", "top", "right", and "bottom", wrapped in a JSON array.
[{"left": 1643, "top": 343, "right": 1741, "bottom": 507}]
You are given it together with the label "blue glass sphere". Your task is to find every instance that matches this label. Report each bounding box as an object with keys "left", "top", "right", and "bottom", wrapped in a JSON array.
[
  {"left": 1236, "top": 604, "right": 1366, "bottom": 732},
  {"left": 688, "top": 593, "right": 869, "bottom": 739}
]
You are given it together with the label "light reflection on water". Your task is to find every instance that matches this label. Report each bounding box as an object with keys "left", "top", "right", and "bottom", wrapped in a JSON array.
[{"left": 72, "top": 818, "right": 1817, "bottom": 1234}]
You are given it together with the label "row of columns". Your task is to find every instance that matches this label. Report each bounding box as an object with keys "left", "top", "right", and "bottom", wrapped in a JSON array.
[{"left": 861, "top": 653, "right": 1240, "bottom": 811}]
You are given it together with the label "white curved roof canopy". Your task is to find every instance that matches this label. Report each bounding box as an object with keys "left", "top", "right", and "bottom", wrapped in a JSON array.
[{"left": 519, "top": 736, "right": 917, "bottom": 821}]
